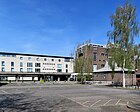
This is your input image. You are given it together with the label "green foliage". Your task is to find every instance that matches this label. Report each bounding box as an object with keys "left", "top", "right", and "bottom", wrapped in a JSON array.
[
  {"left": 134, "top": 44, "right": 140, "bottom": 69},
  {"left": 40, "top": 79, "right": 44, "bottom": 83},
  {"left": 75, "top": 41, "right": 93, "bottom": 83},
  {"left": 107, "top": 1, "right": 139, "bottom": 72},
  {"left": 77, "top": 73, "right": 82, "bottom": 81},
  {"left": 86, "top": 73, "right": 90, "bottom": 81}
]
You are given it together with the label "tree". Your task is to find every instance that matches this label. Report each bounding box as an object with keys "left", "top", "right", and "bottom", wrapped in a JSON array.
[
  {"left": 75, "top": 40, "right": 93, "bottom": 83},
  {"left": 107, "top": 45, "right": 115, "bottom": 84},
  {"left": 107, "top": 1, "right": 139, "bottom": 87},
  {"left": 134, "top": 44, "right": 140, "bottom": 69}
]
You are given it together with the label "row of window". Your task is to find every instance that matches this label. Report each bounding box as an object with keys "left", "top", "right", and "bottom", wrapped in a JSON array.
[
  {"left": 43, "top": 68, "right": 55, "bottom": 71},
  {"left": 93, "top": 52, "right": 107, "bottom": 56},
  {"left": 1, "top": 67, "right": 15, "bottom": 72},
  {"left": 99, "top": 60, "right": 106, "bottom": 62},
  {"left": 0, "top": 54, "right": 16, "bottom": 57},
  {"left": 1, "top": 61, "right": 14, "bottom": 66},
  {"left": 20, "top": 57, "right": 70, "bottom": 62},
  {"left": 1, "top": 62, "right": 68, "bottom": 69},
  {"left": 0, "top": 54, "right": 71, "bottom": 62},
  {"left": 43, "top": 63, "right": 55, "bottom": 65},
  {"left": 93, "top": 55, "right": 107, "bottom": 61},
  {"left": 1, "top": 62, "right": 41, "bottom": 68},
  {"left": 1, "top": 67, "right": 68, "bottom": 73}
]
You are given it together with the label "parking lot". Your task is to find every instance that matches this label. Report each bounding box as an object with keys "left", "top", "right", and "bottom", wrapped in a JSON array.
[{"left": 0, "top": 84, "right": 139, "bottom": 112}]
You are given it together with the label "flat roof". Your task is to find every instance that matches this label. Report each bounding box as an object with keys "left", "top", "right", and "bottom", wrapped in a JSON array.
[
  {"left": 77, "top": 43, "right": 106, "bottom": 49},
  {"left": 0, "top": 72, "right": 72, "bottom": 76},
  {"left": 0, "top": 52, "right": 74, "bottom": 59}
]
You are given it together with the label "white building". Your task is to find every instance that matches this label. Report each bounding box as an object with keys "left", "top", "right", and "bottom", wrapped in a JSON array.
[{"left": 0, "top": 52, "right": 74, "bottom": 81}]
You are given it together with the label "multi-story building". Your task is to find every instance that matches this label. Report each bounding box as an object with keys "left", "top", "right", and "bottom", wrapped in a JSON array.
[
  {"left": 0, "top": 52, "right": 74, "bottom": 81},
  {"left": 76, "top": 43, "right": 107, "bottom": 72}
]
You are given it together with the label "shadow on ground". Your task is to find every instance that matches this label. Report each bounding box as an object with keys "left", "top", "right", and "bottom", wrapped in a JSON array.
[
  {"left": 0, "top": 92, "right": 83, "bottom": 112},
  {"left": 0, "top": 83, "right": 8, "bottom": 87}
]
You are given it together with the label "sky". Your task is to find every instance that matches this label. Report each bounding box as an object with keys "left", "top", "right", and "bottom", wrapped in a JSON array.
[{"left": 0, "top": 0, "right": 140, "bottom": 56}]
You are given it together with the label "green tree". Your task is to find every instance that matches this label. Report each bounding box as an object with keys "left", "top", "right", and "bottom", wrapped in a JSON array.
[
  {"left": 107, "top": 1, "right": 139, "bottom": 87},
  {"left": 86, "top": 73, "right": 91, "bottom": 81},
  {"left": 134, "top": 44, "right": 140, "bottom": 69},
  {"left": 75, "top": 40, "right": 93, "bottom": 83}
]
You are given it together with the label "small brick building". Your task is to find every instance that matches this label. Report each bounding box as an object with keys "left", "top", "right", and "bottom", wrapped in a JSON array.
[{"left": 93, "top": 62, "right": 136, "bottom": 85}]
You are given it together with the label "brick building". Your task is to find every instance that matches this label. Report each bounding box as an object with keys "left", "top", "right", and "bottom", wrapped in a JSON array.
[
  {"left": 94, "top": 62, "right": 136, "bottom": 85},
  {"left": 76, "top": 43, "right": 107, "bottom": 72}
]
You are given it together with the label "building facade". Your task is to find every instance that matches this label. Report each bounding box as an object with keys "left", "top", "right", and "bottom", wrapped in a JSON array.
[
  {"left": 94, "top": 62, "right": 136, "bottom": 85},
  {"left": 76, "top": 43, "right": 107, "bottom": 72},
  {"left": 0, "top": 52, "right": 74, "bottom": 81}
]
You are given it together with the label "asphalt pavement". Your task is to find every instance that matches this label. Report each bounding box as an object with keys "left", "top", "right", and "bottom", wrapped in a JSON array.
[{"left": 0, "top": 84, "right": 139, "bottom": 112}]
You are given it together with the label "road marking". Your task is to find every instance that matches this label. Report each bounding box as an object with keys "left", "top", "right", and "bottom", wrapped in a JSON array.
[
  {"left": 115, "top": 99, "right": 121, "bottom": 105},
  {"left": 90, "top": 100, "right": 101, "bottom": 107},
  {"left": 103, "top": 99, "right": 112, "bottom": 106},
  {"left": 1, "top": 90, "right": 8, "bottom": 94},
  {"left": 82, "top": 101, "right": 89, "bottom": 105},
  {"left": 59, "top": 95, "right": 88, "bottom": 108}
]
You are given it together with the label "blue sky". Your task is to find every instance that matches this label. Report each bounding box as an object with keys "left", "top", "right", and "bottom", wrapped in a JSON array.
[{"left": 0, "top": 0, "right": 140, "bottom": 56}]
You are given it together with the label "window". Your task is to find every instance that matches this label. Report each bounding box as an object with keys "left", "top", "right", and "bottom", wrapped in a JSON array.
[
  {"left": 93, "top": 64, "right": 97, "bottom": 71},
  {"left": 27, "top": 68, "right": 33, "bottom": 72},
  {"left": 93, "top": 53, "right": 96, "bottom": 61},
  {"left": 101, "top": 64, "right": 105, "bottom": 67},
  {"left": 93, "top": 47, "right": 97, "bottom": 51},
  {"left": 2, "top": 67, "right": 5, "bottom": 72},
  {"left": 105, "top": 54, "right": 108, "bottom": 56},
  {"left": 20, "top": 68, "right": 23, "bottom": 72},
  {"left": 101, "top": 53, "right": 104, "bottom": 56},
  {"left": 57, "top": 64, "right": 62, "bottom": 68},
  {"left": 20, "top": 57, "right": 23, "bottom": 60},
  {"left": 36, "top": 58, "right": 40, "bottom": 61},
  {"left": 58, "top": 59, "right": 61, "bottom": 62},
  {"left": 136, "top": 75, "right": 140, "bottom": 78},
  {"left": 43, "top": 63, "right": 47, "bottom": 65},
  {"left": 57, "top": 69, "right": 62, "bottom": 73},
  {"left": 20, "top": 62, "right": 23, "bottom": 67},
  {"left": 28, "top": 57, "right": 32, "bottom": 61},
  {"left": 1, "top": 61, "right": 5, "bottom": 66},
  {"left": 35, "top": 63, "right": 41, "bottom": 67},
  {"left": 35, "top": 69, "right": 40, "bottom": 73},
  {"left": 66, "top": 69, "right": 68, "bottom": 73},
  {"left": 65, "top": 59, "right": 70, "bottom": 62},
  {"left": 52, "top": 59, "right": 54, "bottom": 61},
  {"left": 11, "top": 68, "right": 14, "bottom": 72},
  {"left": 27, "top": 62, "right": 33, "bottom": 67},
  {"left": 44, "top": 58, "right": 47, "bottom": 61},
  {"left": 11, "top": 62, "right": 14, "bottom": 66},
  {"left": 66, "top": 64, "right": 68, "bottom": 68},
  {"left": 12, "top": 55, "right": 16, "bottom": 57}
]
